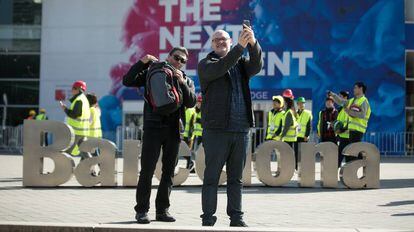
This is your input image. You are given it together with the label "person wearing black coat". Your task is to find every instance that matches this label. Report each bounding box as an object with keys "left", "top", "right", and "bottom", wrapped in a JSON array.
[
  {"left": 123, "top": 47, "right": 196, "bottom": 224},
  {"left": 197, "top": 26, "right": 263, "bottom": 227}
]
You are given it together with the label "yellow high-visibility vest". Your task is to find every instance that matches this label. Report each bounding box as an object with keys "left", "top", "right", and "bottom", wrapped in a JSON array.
[
  {"left": 347, "top": 96, "right": 371, "bottom": 134},
  {"left": 282, "top": 110, "right": 298, "bottom": 142},
  {"left": 89, "top": 107, "right": 102, "bottom": 138},
  {"left": 336, "top": 107, "right": 350, "bottom": 139},
  {"left": 266, "top": 110, "right": 284, "bottom": 141},
  {"left": 67, "top": 93, "right": 90, "bottom": 137},
  {"left": 35, "top": 113, "right": 47, "bottom": 120},
  {"left": 193, "top": 111, "right": 203, "bottom": 137},
  {"left": 184, "top": 108, "right": 196, "bottom": 139},
  {"left": 297, "top": 109, "right": 312, "bottom": 138}
]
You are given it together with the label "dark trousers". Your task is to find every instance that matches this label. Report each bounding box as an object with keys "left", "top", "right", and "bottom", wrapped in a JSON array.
[
  {"left": 66, "top": 135, "right": 90, "bottom": 160},
  {"left": 338, "top": 137, "right": 351, "bottom": 167},
  {"left": 185, "top": 136, "right": 202, "bottom": 165},
  {"left": 296, "top": 138, "right": 308, "bottom": 170},
  {"left": 285, "top": 141, "right": 298, "bottom": 170},
  {"left": 201, "top": 130, "right": 248, "bottom": 223},
  {"left": 134, "top": 127, "right": 180, "bottom": 214},
  {"left": 345, "top": 130, "right": 364, "bottom": 162},
  {"left": 320, "top": 136, "right": 337, "bottom": 144}
]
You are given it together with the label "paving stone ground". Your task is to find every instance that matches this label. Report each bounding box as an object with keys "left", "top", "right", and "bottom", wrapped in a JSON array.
[{"left": 0, "top": 154, "right": 413, "bottom": 231}]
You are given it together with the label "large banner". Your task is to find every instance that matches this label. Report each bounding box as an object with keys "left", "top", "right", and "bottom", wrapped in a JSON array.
[{"left": 41, "top": 0, "right": 406, "bottom": 138}]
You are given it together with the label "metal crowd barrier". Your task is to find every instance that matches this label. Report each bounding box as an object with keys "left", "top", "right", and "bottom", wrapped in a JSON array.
[
  {"left": 364, "top": 132, "right": 414, "bottom": 156},
  {"left": 0, "top": 126, "right": 23, "bottom": 153},
  {"left": 115, "top": 126, "right": 143, "bottom": 151},
  {"left": 1, "top": 125, "right": 413, "bottom": 156}
]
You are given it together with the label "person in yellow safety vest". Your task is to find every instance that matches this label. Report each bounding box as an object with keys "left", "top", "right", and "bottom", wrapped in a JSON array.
[
  {"left": 86, "top": 93, "right": 102, "bottom": 139},
  {"left": 266, "top": 95, "right": 285, "bottom": 141},
  {"left": 296, "top": 97, "right": 312, "bottom": 143},
  {"left": 35, "top": 108, "right": 49, "bottom": 146},
  {"left": 329, "top": 82, "right": 371, "bottom": 162},
  {"left": 86, "top": 93, "right": 102, "bottom": 175},
  {"left": 35, "top": 109, "right": 48, "bottom": 120},
  {"left": 193, "top": 95, "right": 203, "bottom": 140},
  {"left": 333, "top": 91, "right": 350, "bottom": 167},
  {"left": 183, "top": 106, "right": 196, "bottom": 170},
  {"left": 277, "top": 89, "right": 299, "bottom": 170},
  {"left": 183, "top": 95, "right": 204, "bottom": 172},
  {"left": 59, "top": 80, "right": 91, "bottom": 160}
]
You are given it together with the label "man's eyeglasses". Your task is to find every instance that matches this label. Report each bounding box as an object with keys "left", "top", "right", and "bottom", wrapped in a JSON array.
[
  {"left": 212, "top": 37, "right": 229, "bottom": 43},
  {"left": 173, "top": 54, "right": 187, "bottom": 64}
]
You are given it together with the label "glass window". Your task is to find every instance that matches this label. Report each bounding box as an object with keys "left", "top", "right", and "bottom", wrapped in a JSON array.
[
  {"left": 0, "top": 80, "right": 39, "bottom": 105},
  {"left": 407, "top": 52, "right": 414, "bottom": 79},
  {"left": 0, "top": 0, "right": 42, "bottom": 25},
  {"left": 407, "top": 109, "right": 414, "bottom": 132},
  {"left": 0, "top": 39, "right": 41, "bottom": 53},
  {"left": 406, "top": 0, "right": 414, "bottom": 22},
  {"left": 0, "top": 0, "right": 13, "bottom": 25},
  {"left": 0, "top": 54, "right": 40, "bottom": 78},
  {"left": 407, "top": 81, "right": 414, "bottom": 107}
]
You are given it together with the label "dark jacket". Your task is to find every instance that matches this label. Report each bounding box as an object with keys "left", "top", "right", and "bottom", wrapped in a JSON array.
[
  {"left": 64, "top": 92, "right": 82, "bottom": 119},
  {"left": 123, "top": 60, "right": 197, "bottom": 135},
  {"left": 318, "top": 108, "right": 338, "bottom": 141},
  {"left": 197, "top": 42, "right": 263, "bottom": 130}
]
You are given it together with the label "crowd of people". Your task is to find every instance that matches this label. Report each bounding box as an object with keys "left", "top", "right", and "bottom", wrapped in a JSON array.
[
  {"left": 264, "top": 81, "right": 371, "bottom": 169},
  {"left": 24, "top": 21, "right": 372, "bottom": 227}
]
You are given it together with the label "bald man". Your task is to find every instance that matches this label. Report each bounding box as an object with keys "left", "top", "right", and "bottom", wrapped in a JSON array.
[{"left": 197, "top": 26, "right": 263, "bottom": 227}]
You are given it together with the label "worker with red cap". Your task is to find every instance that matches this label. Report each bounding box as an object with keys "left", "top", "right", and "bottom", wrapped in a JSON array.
[
  {"left": 278, "top": 89, "right": 299, "bottom": 169},
  {"left": 59, "top": 80, "right": 91, "bottom": 160}
]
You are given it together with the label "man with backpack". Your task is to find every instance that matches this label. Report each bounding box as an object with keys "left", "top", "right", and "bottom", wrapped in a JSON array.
[{"left": 123, "top": 47, "right": 196, "bottom": 224}]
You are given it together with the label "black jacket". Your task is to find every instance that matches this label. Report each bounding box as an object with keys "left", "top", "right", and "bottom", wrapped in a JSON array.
[
  {"left": 197, "top": 42, "right": 263, "bottom": 130},
  {"left": 123, "top": 60, "right": 197, "bottom": 134},
  {"left": 64, "top": 92, "right": 83, "bottom": 119},
  {"left": 318, "top": 108, "right": 338, "bottom": 140}
]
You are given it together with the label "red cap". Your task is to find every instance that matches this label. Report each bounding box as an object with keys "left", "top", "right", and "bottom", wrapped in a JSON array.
[
  {"left": 72, "top": 81, "right": 87, "bottom": 92},
  {"left": 197, "top": 95, "right": 202, "bottom": 102},
  {"left": 282, "top": 89, "right": 294, "bottom": 99}
]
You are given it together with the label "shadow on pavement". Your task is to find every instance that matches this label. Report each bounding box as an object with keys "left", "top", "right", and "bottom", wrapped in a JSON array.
[
  {"left": 379, "top": 200, "right": 414, "bottom": 207},
  {"left": 105, "top": 221, "right": 137, "bottom": 224},
  {"left": 391, "top": 213, "right": 414, "bottom": 216},
  {"left": 0, "top": 177, "right": 22, "bottom": 183}
]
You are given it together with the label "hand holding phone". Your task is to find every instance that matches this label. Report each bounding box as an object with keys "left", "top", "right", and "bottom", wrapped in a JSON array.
[
  {"left": 242, "top": 20, "right": 256, "bottom": 46},
  {"left": 243, "top": 20, "right": 251, "bottom": 28},
  {"left": 59, "top": 101, "right": 66, "bottom": 110}
]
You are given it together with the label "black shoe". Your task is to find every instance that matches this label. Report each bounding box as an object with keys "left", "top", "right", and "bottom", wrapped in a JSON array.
[
  {"left": 230, "top": 220, "right": 248, "bottom": 227},
  {"left": 202, "top": 216, "right": 217, "bottom": 226},
  {"left": 135, "top": 213, "right": 150, "bottom": 224},
  {"left": 156, "top": 211, "right": 176, "bottom": 222}
]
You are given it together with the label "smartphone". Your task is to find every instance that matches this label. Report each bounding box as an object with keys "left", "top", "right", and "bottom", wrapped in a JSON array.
[{"left": 243, "top": 19, "right": 251, "bottom": 28}]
